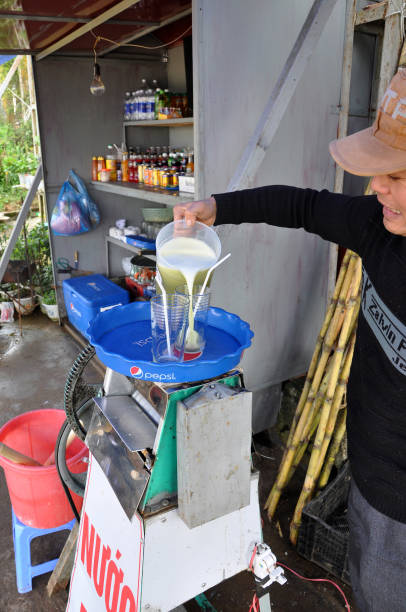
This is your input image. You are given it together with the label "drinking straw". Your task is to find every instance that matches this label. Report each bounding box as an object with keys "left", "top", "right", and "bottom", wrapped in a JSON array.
[
  {"left": 193, "top": 253, "right": 231, "bottom": 317},
  {"left": 155, "top": 272, "right": 172, "bottom": 357}
]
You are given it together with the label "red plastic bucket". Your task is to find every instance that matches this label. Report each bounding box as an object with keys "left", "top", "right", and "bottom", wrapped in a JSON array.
[{"left": 0, "top": 409, "right": 88, "bottom": 528}]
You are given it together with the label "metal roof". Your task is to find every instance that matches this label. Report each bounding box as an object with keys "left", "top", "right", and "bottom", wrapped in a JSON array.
[{"left": 0, "top": 1, "right": 192, "bottom": 60}]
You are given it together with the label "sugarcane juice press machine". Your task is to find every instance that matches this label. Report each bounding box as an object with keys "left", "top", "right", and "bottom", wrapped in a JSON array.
[{"left": 67, "top": 301, "right": 286, "bottom": 612}]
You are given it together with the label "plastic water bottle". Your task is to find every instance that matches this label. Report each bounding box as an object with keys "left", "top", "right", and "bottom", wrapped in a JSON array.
[
  {"left": 124, "top": 91, "right": 131, "bottom": 120},
  {"left": 146, "top": 86, "right": 155, "bottom": 120},
  {"left": 140, "top": 79, "right": 149, "bottom": 121},
  {"left": 130, "top": 90, "right": 137, "bottom": 120}
]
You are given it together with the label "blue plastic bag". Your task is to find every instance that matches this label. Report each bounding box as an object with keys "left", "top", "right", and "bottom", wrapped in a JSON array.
[{"left": 51, "top": 170, "right": 100, "bottom": 236}]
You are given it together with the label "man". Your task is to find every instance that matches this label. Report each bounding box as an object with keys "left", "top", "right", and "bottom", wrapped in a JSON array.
[{"left": 174, "top": 68, "right": 406, "bottom": 611}]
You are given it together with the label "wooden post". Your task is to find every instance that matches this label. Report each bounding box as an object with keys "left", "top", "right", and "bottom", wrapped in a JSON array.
[
  {"left": 47, "top": 521, "right": 79, "bottom": 596},
  {"left": 26, "top": 56, "right": 40, "bottom": 158}
]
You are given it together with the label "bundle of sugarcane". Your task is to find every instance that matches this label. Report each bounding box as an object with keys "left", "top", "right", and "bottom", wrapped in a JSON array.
[{"left": 264, "top": 249, "right": 362, "bottom": 544}]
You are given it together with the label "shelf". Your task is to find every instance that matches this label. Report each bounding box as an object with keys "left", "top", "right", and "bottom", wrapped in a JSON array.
[
  {"left": 123, "top": 118, "right": 193, "bottom": 127},
  {"left": 105, "top": 236, "right": 156, "bottom": 276},
  {"left": 106, "top": 235, "right": 156, "bottom": 256},
  {"left": 90, "top": 181, "right": 192, "bottom": 206}
]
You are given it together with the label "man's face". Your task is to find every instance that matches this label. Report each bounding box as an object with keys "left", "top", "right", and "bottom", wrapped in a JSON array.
[{"left": 371, "top": 170, "right": 406, "bottom": 237}]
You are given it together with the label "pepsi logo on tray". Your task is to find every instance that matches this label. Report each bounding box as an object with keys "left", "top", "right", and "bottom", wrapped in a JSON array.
[{"left": 130, "top": 366, "right": 143, "bottom": 377}]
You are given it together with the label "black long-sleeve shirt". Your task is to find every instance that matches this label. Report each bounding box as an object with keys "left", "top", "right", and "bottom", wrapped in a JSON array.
[{"left": 214, "top": 185, "right": 406, "bottom": 523}]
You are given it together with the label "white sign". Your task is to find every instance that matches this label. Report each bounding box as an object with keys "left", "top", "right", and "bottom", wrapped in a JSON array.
[{"left": 67, "top": 455, "right": 144, "bottom": 612}]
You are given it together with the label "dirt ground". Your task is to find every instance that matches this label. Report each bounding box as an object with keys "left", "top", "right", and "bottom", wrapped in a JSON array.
[{"left": 0, "top": 311, "right": 357, "bottom": 611}]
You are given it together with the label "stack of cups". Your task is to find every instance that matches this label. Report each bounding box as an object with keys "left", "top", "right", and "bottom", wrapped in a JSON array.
[{"left": 150, "top": 294, "right": 189, "bottom": 363}]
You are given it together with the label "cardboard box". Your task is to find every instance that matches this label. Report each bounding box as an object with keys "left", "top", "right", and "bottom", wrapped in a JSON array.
[{"left": 179, "top": 175, "right": 195, "bottom": 194}]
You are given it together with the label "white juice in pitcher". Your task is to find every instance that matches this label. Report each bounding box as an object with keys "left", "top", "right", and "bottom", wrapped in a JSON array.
[{"left": 158, "top": 236, "right": 217, "bottom": 350}]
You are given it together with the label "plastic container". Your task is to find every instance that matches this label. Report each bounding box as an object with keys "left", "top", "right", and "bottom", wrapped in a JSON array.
[
  {"left": 0, "top": 409, "right": 88, "bottom": 528},
  {"left": 88, "top": 302, "right": 254, "bottom": 383},
  {"left": 63, "top": 274, "right": 130, "bottom": 338},
  {"left": 156, "top": 219, "right": 221, "bottom": 293},
  {"left": 100, "top": 168, "right": 111, "bottom": 182},
  {"left": 156, "top": 220, "right": 220, "bottom": 264},
  {"left": 297, "top": 463, "right": 351, "bottom": 584},
  {"left": 141, "top": 207, "right": 173, "bottom": 223}
]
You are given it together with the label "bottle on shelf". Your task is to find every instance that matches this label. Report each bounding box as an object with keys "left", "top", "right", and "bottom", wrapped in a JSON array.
[
  {"left": 121, "top": 143, "right": 129, "bottom": 182},
  {"left": 130, "top": 90, "right": 138, "bottom": 120},
  {"left": 139, "top": 79, "right": 149, "bottom": 121},
  {"left": 105, "top": 145, "right": 117, "bottom": 181},
  {"left": 154, "top": 84, "right": 162, "bottom": 119},
  {"left": 128, "top": 153, "right": 135, "bottom": 183},
  {"left": 145, "top": 85, "right": 155, "bottom": 120},
  {"left": 97, "top": 155, "right": 105, "bottom": 181},
  {"left": 186, "top": 150, "right": 194, "bottom": 175},
  {"left": 124, "top": 91, "right": 131, "bottom": 120},
  {"left": 92, "top": 156, "right": 98, "bottom": 181}
]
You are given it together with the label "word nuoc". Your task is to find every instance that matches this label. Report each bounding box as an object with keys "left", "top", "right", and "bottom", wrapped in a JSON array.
[{"left": 80, "top": 512, "right": 137, "bottom": 612}]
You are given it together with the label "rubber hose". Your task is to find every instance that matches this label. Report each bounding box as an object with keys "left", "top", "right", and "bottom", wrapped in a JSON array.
[
  {"left": 55, "top": 399, "right": 93, "bottom": 500},
  {"left": 64, "top": 344, "right": 96, "bottom": 441}
]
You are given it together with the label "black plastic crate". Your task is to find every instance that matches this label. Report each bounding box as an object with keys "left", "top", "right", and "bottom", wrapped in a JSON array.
[{"left": 297, "top": 462, "right": 351, "bottom": 584}]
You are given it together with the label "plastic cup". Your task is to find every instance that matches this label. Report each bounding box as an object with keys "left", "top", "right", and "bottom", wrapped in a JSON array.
[
  {"left": 150, "top": 294, "right": 189, "bottom": 363},
  {"left": 175, "top": 284, "right": 211, "bottom": 359}
]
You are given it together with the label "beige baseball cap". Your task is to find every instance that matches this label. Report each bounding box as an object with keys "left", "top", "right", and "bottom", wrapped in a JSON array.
[{"left": 329, "top": 68, "right": 406, "bottom": 176}]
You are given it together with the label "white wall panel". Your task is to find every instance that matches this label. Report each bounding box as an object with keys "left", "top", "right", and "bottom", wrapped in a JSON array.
[{"left": 193, "top": 1, "right": 346, "bottom": 407}]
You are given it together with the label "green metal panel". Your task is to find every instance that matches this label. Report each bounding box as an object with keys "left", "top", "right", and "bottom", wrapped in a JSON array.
[{"left": 142, "top": 374, "right": 240, "bottom": 508}]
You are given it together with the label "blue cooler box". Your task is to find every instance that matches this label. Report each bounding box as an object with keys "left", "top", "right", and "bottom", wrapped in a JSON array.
[{"left": 63, "top": 274, "right": 130, "bottom": 338}]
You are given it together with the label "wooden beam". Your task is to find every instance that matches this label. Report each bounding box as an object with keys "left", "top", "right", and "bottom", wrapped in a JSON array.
[
  {"left": 376, "top": 0, "right": 403, "bottom": 106},
  {"left": 334, "top": 0, "right": 357, "bottom": 194},
  {"left": 99, "top": 7, "right": 192, "bottom": 56},
  {"left": 0, "top": 49, "right": 37, "bottom": 55},
  {"left": 47, "top": 522, "right": 79, "bottom": 596},
  {"left": 0, "top": 10, "right": 158, "bottom": 26},
  {"left": 226, "top": 0, "right": 339, "bottom": 192},
  {"left": 0, "top": 164, "right": 43, "bottom": 284},
  {"left": 0, "top": 56, "right": 23, "bottom": 100},
  {"left": 36, "top": 0, "right": 141, "bottom": 61},
  {"left": 355, "top": 1, "right": 387, "bottom": 25},
  {"left": 29, "top": 0, "right": 117, "bottom": 50}
]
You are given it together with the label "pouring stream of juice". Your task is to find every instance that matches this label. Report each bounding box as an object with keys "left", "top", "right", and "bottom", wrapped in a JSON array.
[{"left": 158, "top": 236, "right": 218, "bottom": 350}]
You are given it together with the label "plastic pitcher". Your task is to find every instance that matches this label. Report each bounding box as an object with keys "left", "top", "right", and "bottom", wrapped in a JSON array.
[{"left": 156, "top": 219, "right": 221, "bottom": 293}]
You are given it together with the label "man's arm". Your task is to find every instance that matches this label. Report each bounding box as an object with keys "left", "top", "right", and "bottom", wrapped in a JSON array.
[{"left": 174, "top": 185, "right": 380, "bottom": 256}]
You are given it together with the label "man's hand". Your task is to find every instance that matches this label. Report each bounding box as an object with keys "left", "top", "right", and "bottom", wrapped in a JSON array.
[{"left": 173, "top": 197, "right": 217, "bottom": 226}]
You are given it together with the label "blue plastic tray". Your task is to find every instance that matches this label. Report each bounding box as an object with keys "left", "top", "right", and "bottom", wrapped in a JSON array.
[{"left": 87, "top": 302, "right": 253, "bottom": 383}]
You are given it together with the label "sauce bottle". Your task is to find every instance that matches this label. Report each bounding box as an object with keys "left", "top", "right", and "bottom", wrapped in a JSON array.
[{"left": 91, "top": 156, "right": 98, "bottom": 181}]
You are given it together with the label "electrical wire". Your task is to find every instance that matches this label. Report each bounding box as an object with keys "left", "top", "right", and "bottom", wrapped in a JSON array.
[
  {"left": 55, "top": 419, "right": 81, "bottom": 523},
  {"left": 276, "top": 562, "right": 351, "bottom": 611},
  {"left": 91, "top": 24, "right": 192, "bottom": 54},
  {"left": 248, "top": 544, "right": 351, "bottom": 611}
]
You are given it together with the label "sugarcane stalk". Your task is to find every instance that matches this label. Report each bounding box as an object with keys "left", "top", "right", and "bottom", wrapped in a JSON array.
[
  {"left": 288, "top": 409, "right": 321, "bottom": 482},
  {"left": 289, "top": 266, "right": 361, "bottom": 544},
  {"left": 276, "top": 362, "right": 331, "bottom": 493},
  {"left": 318, "top": 405, "right": 347, "bottom": 488},
  {"left": 265, "top": 255, "right": 357, "bottom": 518},
  {"left": 279, "top": 251, "right": 352, "bottom": 463},
  {"left": 314, "top": 330, "right": 356, "bottom": 478}
]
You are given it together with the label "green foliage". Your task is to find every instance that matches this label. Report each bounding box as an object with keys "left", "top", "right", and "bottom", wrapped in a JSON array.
[
  {"left": 0, "top": 54, "right": 38, "bottom": 210},
  {"left": 41, "top": 289, "right": 57, "bottom": 305},
  {"left": 0, "top": 122, "right": 37, "bottom": 190},
  {"left": 0, "top": 222, "right": 49, "bottom": 262},
  {"left": 0, "top": 223, "right": 53, "bottom": 294}
]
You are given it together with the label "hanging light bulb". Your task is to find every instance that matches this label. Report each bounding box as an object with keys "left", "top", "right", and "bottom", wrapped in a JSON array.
[{"left": 90, "top": 62, "right": 105, "bottom": 96}]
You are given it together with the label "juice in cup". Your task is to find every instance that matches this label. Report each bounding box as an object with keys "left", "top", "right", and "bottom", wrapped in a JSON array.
[{"left": 156, "top": 221, "right": 221, "bottom": 357}]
